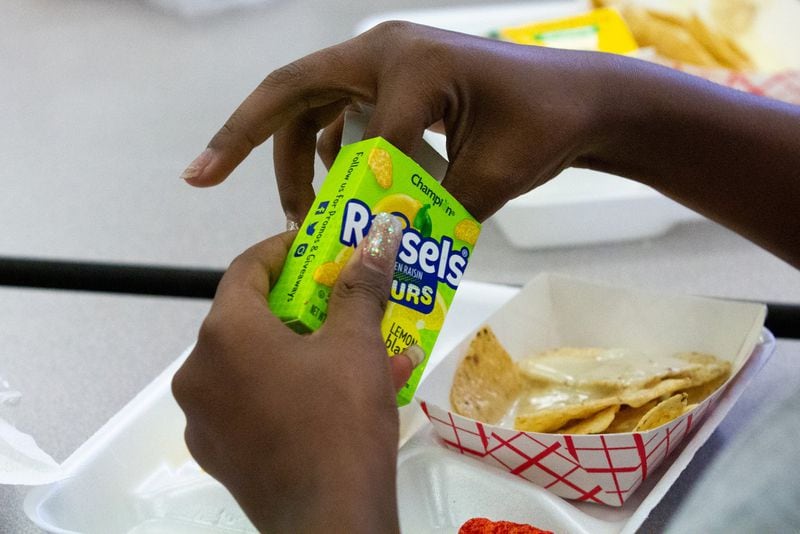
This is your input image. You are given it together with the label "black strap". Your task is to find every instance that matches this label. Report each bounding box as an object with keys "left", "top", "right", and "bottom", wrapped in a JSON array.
[{"left": 0, "top": 257, "right": 797, "bottom": 338}]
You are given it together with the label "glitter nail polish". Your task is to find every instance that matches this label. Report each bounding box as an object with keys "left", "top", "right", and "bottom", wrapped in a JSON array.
[{"left": 361, "top": 212, "right": 402, "bottom": 273}]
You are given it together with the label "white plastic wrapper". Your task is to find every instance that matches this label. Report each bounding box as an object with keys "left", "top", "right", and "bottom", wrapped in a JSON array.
[{"left": 0, "top": 376, "right": 64, "bottom": 485}]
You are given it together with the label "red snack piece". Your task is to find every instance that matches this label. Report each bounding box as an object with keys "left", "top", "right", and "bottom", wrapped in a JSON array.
[{"left": 458, "top": 517, "right": 554, "bottom": 534}]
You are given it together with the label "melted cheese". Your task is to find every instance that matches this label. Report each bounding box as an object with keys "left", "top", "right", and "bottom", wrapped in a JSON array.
[{"left": 516, "top": 347, "right": 694, "bottom": 389}]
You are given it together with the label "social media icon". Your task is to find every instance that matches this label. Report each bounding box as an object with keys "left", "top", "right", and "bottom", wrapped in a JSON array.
[
  {"left": 314, "top": 201, "right": 329, "bottom": 215},
  {"left": 293, "top": 243, "right": 308, "bottom": 257},
  {"left": 306, "top": 221, "right": 317, "bottom": 236}
]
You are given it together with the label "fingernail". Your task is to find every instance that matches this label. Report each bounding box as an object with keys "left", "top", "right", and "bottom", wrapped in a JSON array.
[
  {"left": 361, "top": 212, "right": 402, "bottom": 273},
  {"left": 286, "top": 219, "right": 300, "bottom": 231},
  {"left": 180, "top": 148, "right": 213, "bottom": 181},
  {"left": 403, "top": 344, "right": 426, "bottom": 368}
]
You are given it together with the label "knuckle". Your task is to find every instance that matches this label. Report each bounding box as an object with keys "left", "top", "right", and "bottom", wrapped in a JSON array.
[
  {"left": 263, "top": 60, "right": 307, "bottom": 89},
  {"left": 227, "top": 248, "right": 254, "bottom": 273},
  {"left": 229, "top": 241, "right": 277, "bottom": 275},
  {"left": 196, "top": 311, "right": 230, "bottom": 350},
  {"left": 170, "top": 365, "right": 192, "bottom": 406},
  {"left": 369, "top": 21, "right": 449, "bottom": 60},
  {"left": 317, "top": 129, "right": 339, "bottom": 162},
  {"left": 222, "top": 119, "right": 257, "bottom": 152},
  {"left": 171, "top": 352, "right": 207, "bottom": 410},
  {"left": 370, "top": 20, "right": 415, "bottom": 42}
]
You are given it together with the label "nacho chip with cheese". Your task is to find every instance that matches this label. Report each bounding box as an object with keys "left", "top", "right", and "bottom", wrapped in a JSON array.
[{"left": 450, "top": 326, "right": 732, "bottom": 434}]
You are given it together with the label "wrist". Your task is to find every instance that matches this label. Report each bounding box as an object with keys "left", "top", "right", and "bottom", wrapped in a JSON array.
[{"left": 575, "top": 53, "right": 652, "bottom": 175}]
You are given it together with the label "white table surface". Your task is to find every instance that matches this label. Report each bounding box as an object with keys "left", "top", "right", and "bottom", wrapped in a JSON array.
[
  {"left": 2, "top": 0, "right": 799, "bottom": 531},
  {"left": 0, "top": 288, "right": 211, "bottom": 533}
]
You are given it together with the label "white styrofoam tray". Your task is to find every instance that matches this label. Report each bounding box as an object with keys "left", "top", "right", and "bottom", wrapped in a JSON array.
[
  {"left": 24, "top": 281, "right": 774, "bottom": 533},
  {"left": 357, "top": 1, "right": 701, "bottom": 249}
]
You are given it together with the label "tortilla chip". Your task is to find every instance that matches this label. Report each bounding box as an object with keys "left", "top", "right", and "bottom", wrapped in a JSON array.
[
  {"left": 634, "top": 393, "right": 688, "bottom": 431},
  {"left": 557, "top": 405, "right": 620, "bottom": 435},
  {"left": 688, "top": 14, "right": 752, "bottom": 70},
  {"left": 675, "top": 352, "right": 732, "bottom": 387},
  {"left": 606, "top": 400, "right": 658, "bottom": 433},
  {"left": 619, "top": 377, "right": 692, "bottom": 408},
  {"left": 450, "top": 327, "right": 522, "bottom": 424},
  {"left": 517, "top": 346, "right": 700, "bottom": 392},
  {"left": 514, "top": 397, "right": 620, "bottom": 433},
  {"left": 624, "top": 6, "right": 721, "bottom": 67},
  {"left": 682, "top": 372, "right": 730, "bottom": 405},
  {"left": 710, "top": 0, "right": 758, "bottom": 35}
]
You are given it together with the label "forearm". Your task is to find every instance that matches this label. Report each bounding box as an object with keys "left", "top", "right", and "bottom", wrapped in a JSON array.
[{"left": 584, "top": 54, "right": 800, "bottom": 267}]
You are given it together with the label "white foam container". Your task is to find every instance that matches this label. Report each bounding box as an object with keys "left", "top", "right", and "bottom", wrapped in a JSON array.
[
  {"left": 357, "top": 1, "right": 702, "bottom": 249},
  {"left": 23, "top": 280, "right": 774, "bottom": 533}
]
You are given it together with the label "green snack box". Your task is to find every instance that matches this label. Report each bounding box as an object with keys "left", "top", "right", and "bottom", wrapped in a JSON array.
[{"left": 268, "top": 137, "right": 481, "bottom": 405}]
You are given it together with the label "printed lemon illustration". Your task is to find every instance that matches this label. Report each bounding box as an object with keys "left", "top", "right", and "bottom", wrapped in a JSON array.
[
  {"left": 381, "top": 314, "right": 420, "bottom": 356},
  {"left": 385, "top": 292, "right": 448, "bottom": 332},
  {"left": 372, "top": 194, "right": 422, "bottom": 229},
  {"left": 454, "top": 218, "right": 480, "bottom": 245},
  {"left": 368, "top": 147, "right": 393, "bottom": 189}
]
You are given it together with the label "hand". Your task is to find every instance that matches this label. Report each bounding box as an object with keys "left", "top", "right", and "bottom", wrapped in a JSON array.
[
  {"left": 180, "top": 21, "right": 606, "bottom": 223},
  {"left": 180, "top": 20, "right": 800, "bottom": 266},
  {"left": 172, "top": 214, "right": 413, "bottom": 533}
]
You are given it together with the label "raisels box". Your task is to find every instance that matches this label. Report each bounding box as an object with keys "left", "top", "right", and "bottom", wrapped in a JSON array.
[
  {"left": 416, "top": 274, "right": 767, "bottom": 506},
  {"left": 268, "top": 132, "right": 480, "bottom": 406}
]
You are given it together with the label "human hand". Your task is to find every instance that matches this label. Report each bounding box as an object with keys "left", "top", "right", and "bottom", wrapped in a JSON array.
[
  {"left": 180, "top": 21, "right": 608, "bottom": 223},
  {"left": 172, "top": 213, "right": 414, "bottom": 533}
]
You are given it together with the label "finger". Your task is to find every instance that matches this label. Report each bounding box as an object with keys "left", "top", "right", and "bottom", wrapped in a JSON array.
[
  {"left": 273, "top": 124, "right": 316, "bottom": 228},
  {"left": 317, "top": 111, "right": 346, "bottom": 169},
  {"left": 212, "top": 231, "right": 297, "bottom": 320},
  {"left": 439, "top": 158, "right": 494, "bottom": 221},
  {"left": 181, "top": 41, "right": 375, "bottom": 187},
  {"left": 363, "top": 96, "right": 430, "bottom": 157},
  {"left": 390, "top": 345, "right": 425, "bottom": 391},
  {"left": 440, "top": 137, "right": 534, "bottom": 221},
  {"left": 323, "top": 212, "right": 403, "bottom": 336},
  {"left": 428, "top": 119, "right": 446, "bottom": 135},
  {"left": 274, "top": 99, "right": 350, "bottom": 225}
]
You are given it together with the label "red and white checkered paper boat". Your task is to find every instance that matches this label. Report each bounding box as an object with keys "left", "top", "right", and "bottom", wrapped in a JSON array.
[{"left": 416, "top": 274, "right": 766, "bottom": 506}]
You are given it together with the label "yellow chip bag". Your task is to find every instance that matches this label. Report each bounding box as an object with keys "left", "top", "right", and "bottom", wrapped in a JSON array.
[{"left": 495, "top": 7, "right": 638, "bottom": 54}]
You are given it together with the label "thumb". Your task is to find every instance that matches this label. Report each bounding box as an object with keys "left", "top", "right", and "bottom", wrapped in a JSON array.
[
  {"left": 390, "top": 345, "right": 425, "bottom": 391},
  {"left": 324, "top": 212, "right": 403, "bottom": 335}
]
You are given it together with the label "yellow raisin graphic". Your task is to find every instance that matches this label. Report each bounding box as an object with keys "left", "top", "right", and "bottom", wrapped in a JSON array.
[
  {"left": 368, "top": 147, "right": 393, "bottom": 189},
  {"left": 334, "top": 246, "right": 354, "bottom": 265},
  {"left": 313, "top": 262, "right": 343, "bottom": 287},
  {"left": 454, "top": 219, "right": 480, "bottom": 245}
]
